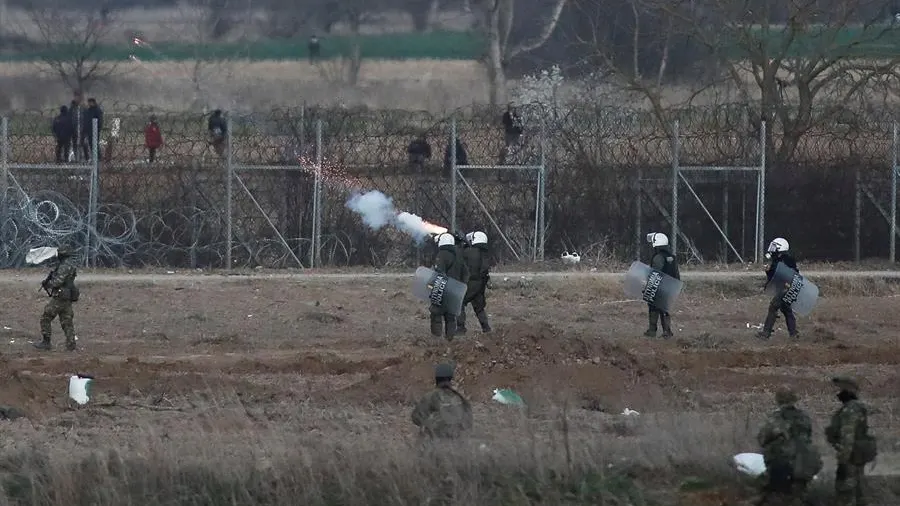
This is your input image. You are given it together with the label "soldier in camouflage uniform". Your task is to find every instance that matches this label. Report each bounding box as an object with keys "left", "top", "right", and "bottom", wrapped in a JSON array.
[
  {"left": 458, "top": 231, "right": 491, "bottom": 334},
  {"left": 430, "top": 233, "right": 469, "bottom": 341},
  {"left": 411, "top": 363, "right": 473, "bottom": 439},
  {"left": 645, "top": 232, "right": 679, "bottom": 338},
  {"left": 756, "top": 388, "right": 820, "bottom": 506},
  {"left": 826, "top": 377, "right": 877, "bottom": 506},
  {"left": 33, "top": 245, "right": 80, "bottom": 351}
]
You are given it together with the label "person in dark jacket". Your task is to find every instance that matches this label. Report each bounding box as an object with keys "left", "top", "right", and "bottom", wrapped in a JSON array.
[
  {"left": 645, "top": 232, "right": 680, "bottom": 338},
  {"left": 443, "top": 138, "right": 468, "bottom": 178},
  {"left": 430, "top": 232, "right": 469, "bottom": 341},
  {"left": 458, "top": 231, "right": 491, "bottom": 334},
  {"left": 499, "top": 103, "right": 523, "bottom": 164},
  {"left": 208, "top": 109, "right": 227, "bottom": 157},
  {"left": 69, "top": 99, "right": 81, "bottom": 161},
  {"left": 81, "top": 98, "right": 103, "bottom": 161},
  {"left": 52, "top": 106, "right": 74, "bottom": 163},
  {"left": 757, "top": 237, "right": 800, "bottom": 340},
  {"left": 407, "top": 134, "right": 431, "bottom": 173}
]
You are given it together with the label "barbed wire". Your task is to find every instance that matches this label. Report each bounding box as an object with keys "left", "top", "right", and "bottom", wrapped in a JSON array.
[{"left": 1, "top": 102, "right": 898, "bottom": 267}]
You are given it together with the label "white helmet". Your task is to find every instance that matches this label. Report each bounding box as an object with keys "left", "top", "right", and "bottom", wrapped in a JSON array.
[
  {"left": 646, "top": 232, "right": 669, "bottom": 247},
  {"left": 767, "top": 237, "right": 789, "bottom": 254},
  {"left": 471, "top": 231, "right": 488, "bottom": 245},
  {"left": 437, "top": 233, "right": 455, "bottom": 247}
]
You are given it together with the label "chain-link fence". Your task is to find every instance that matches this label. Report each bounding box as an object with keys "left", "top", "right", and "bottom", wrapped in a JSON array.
[{"left": 1, "top": 102, "right": 898, "bottom": 268}]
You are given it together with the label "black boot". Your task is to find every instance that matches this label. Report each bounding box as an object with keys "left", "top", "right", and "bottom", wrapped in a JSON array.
[
  {"left": 444, "top": 315, "right": 457, "bottom": 342},
  {"left": 457, "top": 309, "right": 468, "bottom": 334},
  {"left": 32, "top": 337, "right": 51, "bottom": 351},
  {"left": 660, "top": 314, "right": 673, "bottom": 339},
  {"left": 644, "top": 310, "right": 659, "bottom": 337},
  {"left": 476, "top": 310, "right": 492, "bottom": 333},
  {"left": 430, "top": 313, "right": 444, "bottom": 337},
  {"left": 784, "top": 308, "right": 798, "bottom": 338}
]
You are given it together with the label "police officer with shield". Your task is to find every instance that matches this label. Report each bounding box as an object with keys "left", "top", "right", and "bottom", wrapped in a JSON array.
[
  {"left": 430, "top": 233, "right": 469, "bottom": 341},
  {"left": 757, "top": 237, "right": 800, "bottom": 340},
  {"left": 645, "top": 232, "right": 679, "bottom": 338}
]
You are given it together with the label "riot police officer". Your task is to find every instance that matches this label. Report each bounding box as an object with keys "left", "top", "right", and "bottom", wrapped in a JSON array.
[{"left": 645, "top": 232, "right": 679, "bottom": 338}]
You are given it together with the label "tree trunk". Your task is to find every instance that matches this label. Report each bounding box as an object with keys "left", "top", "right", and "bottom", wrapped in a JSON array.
[{"left": 486, "top": 5, "right": 506, "bottom": 105}]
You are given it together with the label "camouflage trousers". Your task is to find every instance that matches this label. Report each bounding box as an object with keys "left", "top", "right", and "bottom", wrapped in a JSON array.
[
  {"left": 40, "top": 297, "right": 76, "bottom": 347},
  {"left": 835, "top": 463, "right": 866, "bottom": 506}
]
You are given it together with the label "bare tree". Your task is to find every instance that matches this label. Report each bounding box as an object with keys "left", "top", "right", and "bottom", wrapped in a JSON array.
[
  {"left": 474, "top": 0, "right": 568, "bottom": 105},
  {"left": 146, "top": 0, "right": 247, "bottom": 110},
  {"left": 24, "top": 3, "right": 121, "bottom": 93},
  {"left": 572, "top": 0, "right": 900, "bottom": 163}
]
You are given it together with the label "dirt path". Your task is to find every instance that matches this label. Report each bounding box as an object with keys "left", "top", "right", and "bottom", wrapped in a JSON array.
[{"left": 0, "top": 269, "right": 899, "bottom": 284}]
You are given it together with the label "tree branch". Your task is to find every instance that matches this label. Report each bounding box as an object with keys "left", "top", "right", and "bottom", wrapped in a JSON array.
[{"left": 508, "top": 0, "right": 568, "bottom": 59}]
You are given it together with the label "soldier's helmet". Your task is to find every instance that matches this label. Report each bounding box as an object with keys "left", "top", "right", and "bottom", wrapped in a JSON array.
[
  {"left": 775, "top": 388, "right": 798, "bottom": 406},
  {"left": 56, "top": 244, "right": 75, "bottom": 258},
  {"left": 832, "top": 376, "right": 859, "bottom": 395},
  {"left": 435, "top": 363, "right": 454, "bottom": 381}
]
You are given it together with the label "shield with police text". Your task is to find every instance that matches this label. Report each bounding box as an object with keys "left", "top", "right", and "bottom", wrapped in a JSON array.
[
  {"left": 767, "top": 262, "right": 819, "bottom": 316},
  {"left": 623, "top": 261, "right": 684, "bottom": 313},
  {"left": 412, "top": 267, "right": 468, "bottom": 316}
]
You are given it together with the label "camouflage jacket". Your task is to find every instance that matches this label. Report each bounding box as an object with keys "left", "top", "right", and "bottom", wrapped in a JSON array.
[
  {"left": 757, "top": 406, "right": 813, "bottom": 466},
  {"left": 44, "top": 257, "right": 78, "bottom": 300},
  {"left": 826, "top": 399, "right": 868, "bottom": 463},
  {"left": 411, "top": 386, "right": 473, "bottom": 439},
  {"left": 434, "top": 246, "right": 468, "bottom": 283}
]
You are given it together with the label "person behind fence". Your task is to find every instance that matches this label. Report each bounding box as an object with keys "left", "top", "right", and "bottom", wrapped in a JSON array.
[
  {"left": 308, "top": 34, "right": 321, "bottom": 63},
  {"left": 32, "top": 245, "right": 80, "bottom": 352},
  {"left": 144, "top": 115, "right": 163, "bottom": 163},
  {"left": 755, "top": 388, "right": 822, "bottom": 506},
  {"left": 407, "top": 134, "right": 432, "bottom": 172},
  {"left": 826, "top": 376, "right": 877, "bottom": 506},
  {"left": 458, "top": 231, "right": 492, "bottom": 334},
  {"left": 208, "top": 109, "right": 227, "bottom": 157},
  {"left": 430, "top": 232, "right": 469, "bottom": 341},
  {"left": 644, "top": 232, "right": 679, "bottom": 338},
  {"left": 757, "top": 237, "right": 799, "bottom": 340},
  {"left": 499, "top": 103, "right": 523, "bottom": 164},
  {"left": 52, "top": 105, "right": 74, "bottom": 163},
  {"left": 411, "top": 363, "right": 473, "bottom": 439},
  {"left": 81, "top": 97, "right": 104, "bottom": 161},
  {"left": 443, "top": 137, "right": 468, "bottom": 178}
]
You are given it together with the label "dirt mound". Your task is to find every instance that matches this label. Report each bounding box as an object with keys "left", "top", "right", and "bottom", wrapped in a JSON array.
[{"left": 336, "top": 323, "right": 679, "bottom": 411}]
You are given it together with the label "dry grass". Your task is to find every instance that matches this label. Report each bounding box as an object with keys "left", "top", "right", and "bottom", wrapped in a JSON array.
[
  {"left": 0, "top": 59, "right": 488, "bottom": 112},
  {"left": 1, "top": 399, "right": 896, "bottom": 505}
]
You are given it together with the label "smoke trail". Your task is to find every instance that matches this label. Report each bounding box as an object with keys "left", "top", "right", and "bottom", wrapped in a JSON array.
[{"left": 347, "top": 190, "right": 447, "bottom": 242}]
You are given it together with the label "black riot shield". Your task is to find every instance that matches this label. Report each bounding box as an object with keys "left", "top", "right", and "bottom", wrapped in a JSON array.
[
  {"left": 623, "top": 261, "right": 684, "bottom": 313},
  {"left": 412, "top": 267, "right": 468, "bottom": 316},
  {"left": 766, "top": 262, "right": 819, "bottom": 317}
]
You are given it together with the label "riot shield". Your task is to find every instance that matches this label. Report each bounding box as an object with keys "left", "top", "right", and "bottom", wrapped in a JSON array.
[
  {"left": 412, "top": 267, "right": 467, "bottom": 316},
  {"left": 623, "top": 261, "right": 684, "bottom": 313},
  {"left": 766, "top": 262, "right": 819, "bottom": 316}
]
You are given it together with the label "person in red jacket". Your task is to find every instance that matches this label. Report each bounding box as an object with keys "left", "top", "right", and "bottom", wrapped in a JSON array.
[{"left": 144, "top": 115, "right": 163, "bottom": 163}]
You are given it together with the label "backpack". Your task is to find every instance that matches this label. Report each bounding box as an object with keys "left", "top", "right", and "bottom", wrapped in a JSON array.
[{"left": 852, "top": 405, "right": 878, "bottom": 465}]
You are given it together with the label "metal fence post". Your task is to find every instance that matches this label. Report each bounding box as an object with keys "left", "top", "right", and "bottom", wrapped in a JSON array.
[
  {"left": 636, "top": 167, "right": 642, "bottom": 260},
  {"left": 854, "top": 167, "right": 861, "bottom": 262},
  {"left": 671, "top": 120, "right": 679, "bottom": 255},
  {"left": 1, "top": 117, "right": 8, "bottom": 248},
  {"left": 89, "top": 117, "right": 99, "bottom": 267},
  {"left": 758, "top": 121, "right": 766, "bottom": 263},
  {"left": 450, "top": 117, "right": 457, "bottom": 233},
  {"left": 535, "top": 120, "right": 546, "bottom": 261},
  {"left": 892, "top": 122, "right": 897, "bottom": 262},
  {"left": 312, "top": 118, "right": 323, "bottom": 268},
  {"left": 225, "top": 114, "right": 233, "bottom": 271}
]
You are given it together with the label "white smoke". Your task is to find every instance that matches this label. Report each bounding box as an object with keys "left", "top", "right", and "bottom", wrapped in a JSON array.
[{"left": 347, "top": 190, "right": 447, "bottom": 242}]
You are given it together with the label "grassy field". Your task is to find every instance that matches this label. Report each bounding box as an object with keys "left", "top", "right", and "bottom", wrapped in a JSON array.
[{"left": 1, "top": 272, "right": 899, "bottom": 504}]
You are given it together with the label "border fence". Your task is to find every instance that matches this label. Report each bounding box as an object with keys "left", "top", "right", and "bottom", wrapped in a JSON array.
[{"left": 1, "top": 103, "right": 899, "bottom": 269}]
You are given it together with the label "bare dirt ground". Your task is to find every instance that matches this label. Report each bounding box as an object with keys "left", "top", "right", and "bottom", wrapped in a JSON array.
[{"left": 1, "top": 270, "right": 899, "bottom": 503}]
